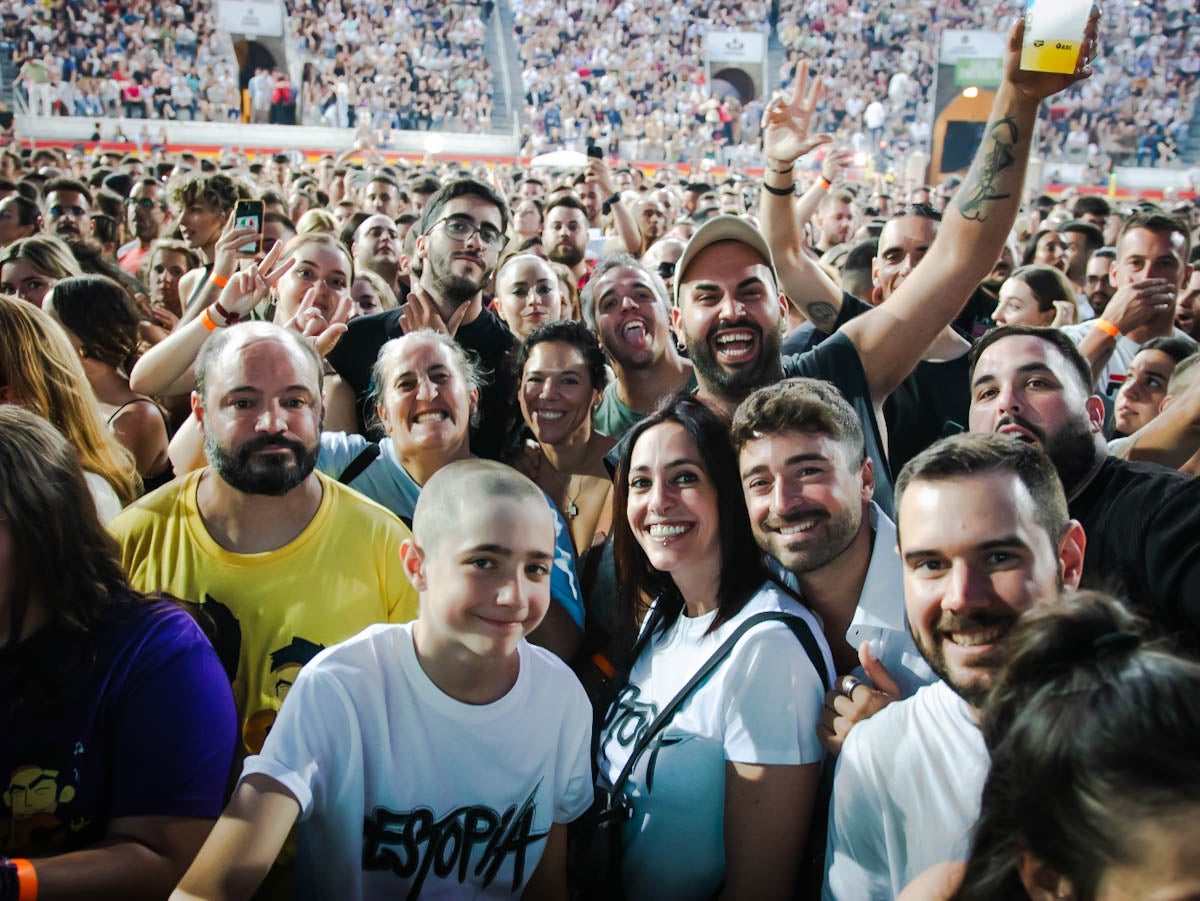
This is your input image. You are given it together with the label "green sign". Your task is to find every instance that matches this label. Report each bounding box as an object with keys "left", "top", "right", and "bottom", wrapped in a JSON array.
[{"left": 954, "top": 58, "right": 1003, "bottom": 87}]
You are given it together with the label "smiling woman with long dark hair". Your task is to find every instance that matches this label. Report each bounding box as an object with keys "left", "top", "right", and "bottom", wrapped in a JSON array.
[{"left": 597, "top": 393, "right": 834, "bottom": 899}]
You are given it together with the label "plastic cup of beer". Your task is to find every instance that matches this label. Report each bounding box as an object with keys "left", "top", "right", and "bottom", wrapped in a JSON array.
[{"left": 1020, "top": 0, "right": 1090, "bottom": 74}]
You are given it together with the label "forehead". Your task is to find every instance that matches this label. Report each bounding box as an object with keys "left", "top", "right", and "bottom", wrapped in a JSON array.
[
  {"left": 545, "top": 205, "right": 586, "bottom": 225},
  {"left": 47, "top": 190, "right": 88, "bottom": 208},
  {"left": 680, "top": 240, "right": 774, "bottom": 292},
  {"left": 357, "top": 215, "right": 396, "bottom": 236},
  {"left": 1086, "top": 255, "right": 1111, "bottom": 273},
  {"left": 974, "top": 335, "right": 1078, "bottom": 382},
  {"left": 155, "top": 249, "right": 190, "bottom": 267},
  {"left": 367, "top": 180, "right": 396, "bottom": 194},
  {"left": 500, "top": 257, "right": 554, "bottom": 284},
  {"left": 212, "top": 336, "right": 319, "bottom": 390},
  {"left": 879, "top": 214, "right": 937, "bottom": 251},
  {"left": 740, "top": 427, "right": 851, "bottom": 468},
  {"left": 430, "top": 493, "right": 553, "bottom": 552},
  {"left": 290, "top": 241, "right": 349, "bottom": 271},
  {"left": 131, "top": 182, "right": 161, "bottom": 197},
  {"left": 899, "top": 470, "right": 1046, "bottom": 550},
  {"left": 389, "top": 337, "right": 457, "bottom": 375},
  {"left": 595, "top": 265, "right": 660, "bottom": 299},
  {"left": 1129, "top": 348, "right": 1175, "bottom": 375},
  {"left": 631, "top": 420, "right": 697, "bottom": 464},
  {"left": 438, "top": 195, "right": 502, "bottom": 226},
  {"left": 998, "top": 278, "right": 1036, "bottom": 302},
  {"left": 1117, "top": 226, "right": 1187, "bottom": 262},
  {"left": 524, "top": 340, "right": 588, "bottom": 371}
]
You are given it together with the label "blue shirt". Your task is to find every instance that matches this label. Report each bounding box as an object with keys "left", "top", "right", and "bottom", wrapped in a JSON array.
[{"left": 318, "top": 433, "right": 586, "bottom": 629}]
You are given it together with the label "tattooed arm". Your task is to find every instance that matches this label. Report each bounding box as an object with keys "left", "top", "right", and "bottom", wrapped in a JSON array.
[
  {"left": 841, "top": 12, "right": 1099, "bottom": 404},
  {"left": 759, "top": 63, "right": 845, "bottom": 332}
]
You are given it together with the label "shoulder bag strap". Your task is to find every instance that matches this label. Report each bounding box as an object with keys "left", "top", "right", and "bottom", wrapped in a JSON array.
[
  {"left": 337, "top": 443, "right": 382, "bottom": 485},
  {"left": 608, "top": 610, "right": 827, "bottom": 800}
]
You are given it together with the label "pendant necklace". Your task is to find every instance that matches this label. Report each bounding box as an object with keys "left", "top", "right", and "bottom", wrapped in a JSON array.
[{"left": 564, "top": 474, "right": 583, "bottom": 519}]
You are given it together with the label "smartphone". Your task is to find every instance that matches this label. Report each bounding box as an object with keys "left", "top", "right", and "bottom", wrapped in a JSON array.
[
  {"left": 587, "top": 144, "right": 604, "bottom": 161},
  {"left": 234, "top": 199, "right": 264, "bottom": 255}
]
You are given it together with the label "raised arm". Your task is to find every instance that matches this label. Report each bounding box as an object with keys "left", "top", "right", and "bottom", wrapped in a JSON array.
[
  {"left": 759, "top": 65, "right": 844, "bottom": 332},
  {"left": 1122, "top": 373, "right": 1200, "bottom": 470},
  {"left": 587, "top": 159, "right": 640, "bottom": 256},
  {"left": 842, "top": 13, "right": 1099, "bottom": 402}
]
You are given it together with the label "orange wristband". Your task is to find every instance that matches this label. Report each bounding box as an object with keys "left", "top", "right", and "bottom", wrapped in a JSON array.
[
  {"left": 14, "top": 859, "right": 37, "bottom": 901},
  {"left": 200, "top": 307, "right": 220, "bottom": 332},
  {"left": 1094, "top": 318, "right": 1121, "bottom": 339},
  {"left": 211, "top": 272, "right": 229, "bottom": 289},
  {"left": 818, "top": 175, "right": 832, "bottom": 190}
]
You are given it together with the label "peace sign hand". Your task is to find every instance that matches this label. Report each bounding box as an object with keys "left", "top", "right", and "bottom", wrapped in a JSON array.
[
  {"left": 398, "top": 279, "right": 471, "bottom": 337},
  {"left": 761, "top": 60, "right": 834, "bottom": 165}
]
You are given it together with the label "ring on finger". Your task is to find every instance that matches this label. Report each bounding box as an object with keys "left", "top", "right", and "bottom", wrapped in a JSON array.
[{"left": 839, "top": 675, "right": 864, "bottom": 698}]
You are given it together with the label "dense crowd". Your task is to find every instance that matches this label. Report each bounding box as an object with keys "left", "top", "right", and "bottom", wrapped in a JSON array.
[{"left": 3, "top": 18, "right": 1200, "bottom": 901}]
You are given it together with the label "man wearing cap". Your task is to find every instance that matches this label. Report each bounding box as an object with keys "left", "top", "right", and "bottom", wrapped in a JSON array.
[{"left": 672, "top": 29, "right": 1095, "bottom": 515}]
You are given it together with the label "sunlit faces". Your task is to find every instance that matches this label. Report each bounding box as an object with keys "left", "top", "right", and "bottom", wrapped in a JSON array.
[
  {"left": 519, "top": 341, "right": 600, "bottom": 446},
  {"left": 816, "top": 198, "right": 854, "bottom": 247},
  {"left": 403, "top": 493, "right": 555, "bottom": 656},
  {"left": 44, "top": 189, "right": 92, "bottom": 240},
  {"left": 739, "top": 429, "right": 871, "bottom": 573},
  {"left": 575, "top": 181, "right": 602, "bottom": 224},
  {"left": 591, "top": 265, "right": 671, "bottom": 369},
  {"left": 636, "top": 199, "right": 667, "bottom": 245},
  {"left": 872, "top": 214, "right": 938, "bottom": 303},
  {"left": 543, "top": 205, "right": 589, "bottom": 269},
  {"left": 378, "top": 336, "right": 477, "bottom": 454},
  {"left": 1033, "top": 231, "right": 1067, "bottom": 273},
  {"left": 364, "top": 180, "right": 404, "bottom": 218},
  {"left": 1091, "top": 808, "right": 1200, "bottom": 901},
  {"left": 1085, "top": 254, "right": 1115, "bottom": 315},
  {"left": 993, "top": 277, "right": 1054, "bottom": 328},
  {"left": 898, "top": 470, "right": 1081, "bottom": 708},
  {"left": 0, "top": 197, "right": 36, "bottom": 245},
  {"left": 273, "top": 240, "right": 351, "bottom": 324},
  {"left": 149, "top": 248, "right": 190, "bottom": 311},
  {"left": 626, "top": 421, "right": 720, "bottom": 576},
  {"left": 1113, "top": 348, "right": 1176, "bottom": 436},
  {"left": 350, "top": 275, "right": 384, "bottom": 319},
  {"left": 197, "top": 335, "right": 323, "bottom": 497},
  {"left": 673, "top": 240, "right": 787, "bottom": 399},
  {"left": 1111, "top": 226, "right": 1190, "bottom": 292},
  {"left": 416, "top": 196, "right": 504, "bottom": 303},
  {"left": 0, "top": 259, "right": 56, "bottom": 307},
  {"left": 178, "top": 201, "right": 225, "bottom": 251},
  {"left": 512, "top": 199, "right": 543, "bottom": 241},
  {"left": 968, "top": 336, "right": 1103, "bottom": 452},
  {"left": 354, "top": 214, "right": 400, "bottom": 267},
  {"left": 495, "top": 256, "right": 563, "bottom": 341}
]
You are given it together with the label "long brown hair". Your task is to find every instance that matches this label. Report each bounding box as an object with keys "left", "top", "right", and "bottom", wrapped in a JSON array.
[{"left": 0, "top": 295, "right": 139, "bottom": 503}]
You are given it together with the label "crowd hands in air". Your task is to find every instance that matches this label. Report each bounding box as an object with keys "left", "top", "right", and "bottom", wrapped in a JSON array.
[{"left": 4, "top": 12, "right": 1200, "bottom": 900}]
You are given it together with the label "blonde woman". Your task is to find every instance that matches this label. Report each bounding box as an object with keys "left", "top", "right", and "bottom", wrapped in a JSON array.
[
  {"left": 0, "top": 295, "right": 139, "bottom": 520},
  {"left": 0, "top": 234, "right": 83, "bottom": 307}
]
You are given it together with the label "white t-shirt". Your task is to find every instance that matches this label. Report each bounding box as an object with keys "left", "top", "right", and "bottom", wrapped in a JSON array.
[
  {"left": 598, "top": 583, "right": 834, "bottom": 900},
  {"left": 1060, "top": 322, "right": 1194, "bottom": 397},
  {"left": 85, "top": 470, "right": 123, "bottom": 524},
  {"left": 823, "top": 680, "right": 989, "bottom": 900},
  {"left": 242, "top": 623, "right": 594, "bottom": 900}
]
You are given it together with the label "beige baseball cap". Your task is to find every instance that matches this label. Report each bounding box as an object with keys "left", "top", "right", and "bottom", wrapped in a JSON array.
[{"left": 672, "top": 215, "right": 778, "bottom": 304}]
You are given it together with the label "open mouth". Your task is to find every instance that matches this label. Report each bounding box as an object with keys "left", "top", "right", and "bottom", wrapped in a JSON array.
[
  {"left": 945, "top": 623, "right": 1008, "bottom": 648},
  {"left": 647, "top": 522, "right": 692, "bottom": 539},
  {"left": 622, "top": 320, "right": 650, "bottom": 350},
  {"left": 777, "top": 516, "right": 824, "bottom": 535},
  {"left": 412, "top": 410, "right": 450, "bottom": 424},
  {"left": 711, "top": 328, "right": 758, "bottom": 364},
  {"left": 997, "top": 422, "right": 1041, "bottom": 446}
]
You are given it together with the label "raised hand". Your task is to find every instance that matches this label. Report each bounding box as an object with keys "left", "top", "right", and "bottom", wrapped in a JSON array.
[
  {"left": 283, "top": 282, "right": 352, "bottom": 358},
  {"left": 398, "top": 279, "right": 471, "bottom": 337},
  {"left": 586, "top": 157, "right": 616, "bottom": 198},
  {"left": 761, "top": 60, "right": 833, "bottom": 165},
  {"left": 1005, "top": 9, "right": 1101, "bottom": 103},
  {"left": 212, "top": 209, "right": 266, "bottom": 283},
  {"left": 821, "top": 148, "right": 856, "bottom": 184},
  {"left": 214, "top": 239, "right": 295, "bottom": 322}
]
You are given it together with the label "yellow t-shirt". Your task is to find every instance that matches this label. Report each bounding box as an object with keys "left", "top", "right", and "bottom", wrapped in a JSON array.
[{"left": 110, "top": 469, "right": 418, "bottom": 754}]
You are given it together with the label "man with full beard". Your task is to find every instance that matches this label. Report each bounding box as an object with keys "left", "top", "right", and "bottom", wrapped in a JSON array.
[
  {"left": 732, "top": 379, "right": 936, "bottom": 753},
  {"left": 110, "top": 323, "right": 418, "bottom": 753},
  {"left": 542, "top": 195, "right": 592, "bottom": 287},
  {"left": 326, "top": 179, "right": 516, "bottom": 457},
  {"left": 967, "top": 324, "right": 1200, "bottom": 642},
  {"left": 824, "top": 433, "right": 1086, "bottom": 898}
]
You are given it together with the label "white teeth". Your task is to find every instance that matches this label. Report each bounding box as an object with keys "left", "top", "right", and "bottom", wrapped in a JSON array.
[
  {"left": 538, "top": 411, "right": 565, "bottom": 420},
  {"left": 414, "top": 412, "right": 448, "bottom": 423},
  {"left": 648, "top": 523, "right": 689, "bottom": 537},
  {"left": 716, "top": 331, "right": 754, "bottom": 345},
  {"left": 779, "top": 519, "right": 820, "bottom": 534},
  {"left": 624, "top": 321, "right": 645, "bottom": 334},
  {"left": 947, "top": 627, "right": 1005, "bottom": 647}
]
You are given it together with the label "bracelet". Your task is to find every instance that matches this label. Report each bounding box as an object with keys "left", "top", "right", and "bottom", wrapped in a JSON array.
[
  {"left": 0, "top": 858, "right": 38, "bottom": 901},
  {"left": 210, "top": 272, "right": 229, "bottom": 289},
  {"left": 605, "top": 193, "right": 622, "bottom": 207},
  {"left": 200, "top": 307, "right": 220, "bottom": 332},
  {"left": 1093, "top": 318, "right": 1121, "bottom": 339},
  {"left": 213, "top": 300, "right": 241, "bottom": 325},
  {"left": 818, "top": 175, "right": 832, "bottom": 190},
  {"left": 762, "top": 182, "right": 795, "bottom": 196},
  {"left": 765, "top": 164, "right": 794, "bottom": 175}
]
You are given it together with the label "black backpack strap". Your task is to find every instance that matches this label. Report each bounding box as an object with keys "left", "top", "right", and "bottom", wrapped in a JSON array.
[
  {"left": 609, "top": 610, "right": 828, "bottom": 799},
  {"left": 337, "top": 443, "right": 382, "bottom": 485}
]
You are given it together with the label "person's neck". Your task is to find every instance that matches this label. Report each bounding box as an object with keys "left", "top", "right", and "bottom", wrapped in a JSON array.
[
  {"left": 612, "top": 352, "right": 693, "bottom": 415},
  {"left": 694, "top": 384, "right": 739, "bottom": 425},
  {"left": 195, "top": 469, "right": 324, "bottom": 553},
  {"left": 539, "top": 426, "right": 596, "bottom": 476},
  {"left": 419, "top": 272, "right": 482, "bottom": 327},
  {"left": 87, "top": 364, "right": 135, "bottom": 404},
  {"left": 673, "top": 557, "right": 724, "bottom": 619},
  {"left": 568, "top": 259, "right": 588, "bottom": 281},
  {"left": 138, "top": 234, "right": 157, "bottom": 251},
  {"left": 369, "top": 260, "right": 399, "bottom": 285},
  {"left": 1126, "top": 316, "right": 1175, "bottom": 344},
  {"left": 200, "top": 240, "right": 217, "bottom": 265},
  {"left": 397, "top": 439, "right": 470, "bottom": 487},
  {"left": 412, "top": 620, "right": 520, "bottom": 705}
]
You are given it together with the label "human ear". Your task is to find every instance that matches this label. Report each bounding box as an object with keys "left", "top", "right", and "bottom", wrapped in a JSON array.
[
  {"left": 400, "top": 539, "right": 428, "bottom": 592},
  {"left": 1057, "top": 520, "right": 1087, "bottom": 592},
  {"left": 1084, "top": 395, "right": 1105, "bottom": 433},
  {"left": 1017, "top": 849, "right": 1075, "bottom": 901}
]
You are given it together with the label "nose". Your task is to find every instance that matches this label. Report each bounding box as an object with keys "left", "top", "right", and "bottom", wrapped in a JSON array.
[
  {"left": 770, "top": 477, "right": 800, "bottom": 518},
  {"left": 619, "top": 292, "right": 639, "bottom": 312},
  {"left": 495, "top": 571, "right": 531, "bottom": 613},
  {"left": 415, "top": 375, "right": 438, "bottom": 401},
  {"left": 256, "top": 401, "right": 288, "bottom": 433},
  {"left": 463, "top": 227, "right": 486, "bottom": 251},
  {"left": 994, "top": 378, "right": 1021, "bottom": 415},
  {"left": 646, "top": 478, "right": 672, "bottom": 516},
  {"left": 717, "top": 293, "right": 745, "bottom": 321},
  {"left": 942, "top": 560, "right": 989, "bottom": 613},
  {"left": 1119, "top": 380, "right": 1143, "bottom": 403}
]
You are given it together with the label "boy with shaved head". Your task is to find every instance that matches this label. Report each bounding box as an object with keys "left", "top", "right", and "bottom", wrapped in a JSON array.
[{"left": 173, "top": 461, "right": 593, "bottom": 901}]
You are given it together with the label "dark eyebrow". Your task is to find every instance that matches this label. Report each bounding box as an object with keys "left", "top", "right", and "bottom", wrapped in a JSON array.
[
  {"left": 741, "top": 452, "right": 830, "bottom": 480},
  {"left": 971, "top": 362, "right": 1058, "bottom": 391},
  {"left": 903, "top": 536, "right": 1028, "bottom": 565},
  {"left": 464, "top": 543, "right": 553, "bottom": 562},
  {"left": 631, "top": 456, "right": 702, "bottom": 472}
]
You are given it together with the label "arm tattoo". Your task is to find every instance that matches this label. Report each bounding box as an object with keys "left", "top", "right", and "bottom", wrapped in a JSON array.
[
  {"left": 956, "top": 116, "right": 1019, "bottom": 222},
  {"left": 805, "top": 300, "right": 838, "bottom": 330}
]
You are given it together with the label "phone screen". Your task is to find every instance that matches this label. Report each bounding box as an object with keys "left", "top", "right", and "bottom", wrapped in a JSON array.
[{"left": 234, "top": 201, "right": 264, "bottom": 254}]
